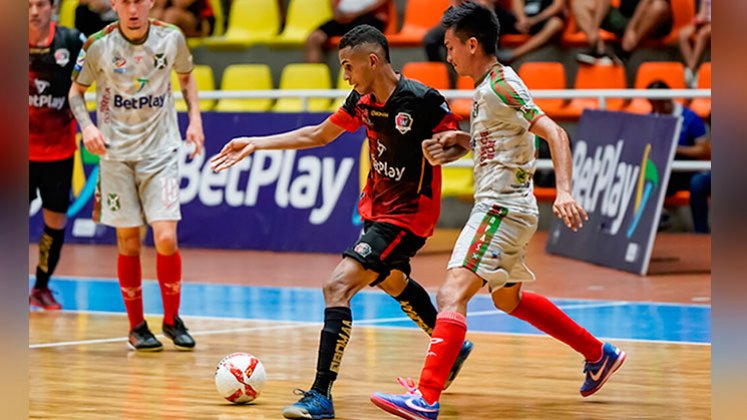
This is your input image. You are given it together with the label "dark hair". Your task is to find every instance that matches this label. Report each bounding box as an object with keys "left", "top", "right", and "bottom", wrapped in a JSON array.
[
  {"left": 647, "top": 80, "right": 671, "bottom": 89},
  {"left": 441, "top": 1, "right": 500, "bottom": 56},
  {"left": 339, "top": 24, "right": 391, "bottom": 63}
]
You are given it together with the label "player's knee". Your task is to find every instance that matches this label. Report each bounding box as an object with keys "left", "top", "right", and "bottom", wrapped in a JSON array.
[
  {"left": 436, "top": 282, "right": 468, "bottom": 312},
  {"left": 492, "top": 287, "right": 521, "bottom": 313},
  {"left": 323, "top": 273, "right": 356, "bottom": 306},
  {"left": 153, "top": 230, "right": 178, "bottom": 254},
  {"left": 116, "top": 233, "right": 141, "bottom": 256}
]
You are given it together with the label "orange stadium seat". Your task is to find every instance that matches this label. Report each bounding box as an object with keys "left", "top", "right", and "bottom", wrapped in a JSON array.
[
  {"left": 626, "top": 61, "right": 686, "bottom": 114},
  {"left": 401, "top": 62, "right": 450, "bottom": 90},
  {"left": 387, "top": 0, "right": 451, "bottom": 46},
  {"left": 649, "top": 0, "right": 696, "bottom": 46},
  {"left": 450, "top": 76, "right": 474, "bottom": 120},
  {"left": 552, "top": 63, "right": 627, "bottom": 120},
  {"left": 690, "top": 62, "right": 711, "bottom": 118},
  {"left": 518, "top": 62, "right": 567, "bottom": 117},
  {"left": 561, "top": 0, "right": 619, "bottom": 47},
  {"left": 328, "top": 1, "right": 398, "bottom": 47}
]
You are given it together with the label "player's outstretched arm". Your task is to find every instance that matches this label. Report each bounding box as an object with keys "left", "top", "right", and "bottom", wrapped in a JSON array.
[
  {"left": 210, "top": 116, "right": 346, "bottom": 172},
  {"left": 530, "top": 116, "right": 588, "bottom": 232},
  {"left": 176, "top": 71, "right": 205, "bottom": 159},
  {"left": 423, "top": 130, "right": 471, "bottom": 166},
  {"left": 69, "top": 81, "right": 108, "bottom": 155}
]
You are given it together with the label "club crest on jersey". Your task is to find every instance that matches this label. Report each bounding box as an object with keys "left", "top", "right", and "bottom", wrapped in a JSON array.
[
  {"left": 54, "top": 48, "right": 70, "bottom": 66},
  {"left": 154, "top": 53, "right": 168, "bottom": 70},
  {"left": 395, "top": 112, "right": 413, "bottom": 134},
  {"left": 354, "top": 242, "right": 372, "bottom": 257},
  {"left": 113, "top": 56, "right": 127, "bottom": 74}
]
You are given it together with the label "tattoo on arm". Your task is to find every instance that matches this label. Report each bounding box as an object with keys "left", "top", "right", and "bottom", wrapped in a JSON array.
[{"left": 69, "top": 93, "right": 93, "bottom": 130}]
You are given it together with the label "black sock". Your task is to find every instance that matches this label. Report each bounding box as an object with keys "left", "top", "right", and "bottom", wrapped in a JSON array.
[
  {"left": 35, "top": 225, "right": 65, "bottom": 290},
  {"left": 394, "top": 278, "right": 437, "bottom": 336},
  {"left": 311, "top": 307, "right": 352, "bottom": 398}
]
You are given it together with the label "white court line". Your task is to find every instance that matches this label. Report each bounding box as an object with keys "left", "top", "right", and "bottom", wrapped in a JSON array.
[{"left": 30, "top": 300, "right": 710, "bottom": 349}]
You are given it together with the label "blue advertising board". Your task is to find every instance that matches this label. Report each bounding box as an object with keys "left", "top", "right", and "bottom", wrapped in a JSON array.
[
  {"left": 545, "top": 110, "right": 681, "bottom": 275},
  {"left": 29, "top": 113, "right": 366, "bottom": 253}
]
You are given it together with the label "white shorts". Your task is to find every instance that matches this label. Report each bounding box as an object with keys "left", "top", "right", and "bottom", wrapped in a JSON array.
[
  {"left": 447, "top": 202, "right": 538, "bottom": 292},
  {"left": 95, "top": 149, "right": 181, "bottom": 227}
]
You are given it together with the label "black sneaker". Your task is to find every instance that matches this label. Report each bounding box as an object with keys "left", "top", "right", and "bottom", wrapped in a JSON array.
[
  {"left": 163, "top": 316, "right": 196, "bottom": 350},
  {"left": 128, "top": 321, "right": 163, "bottom": 352},
  {"left": 576, "top": 47, "right": 604, "bottom": 65}
]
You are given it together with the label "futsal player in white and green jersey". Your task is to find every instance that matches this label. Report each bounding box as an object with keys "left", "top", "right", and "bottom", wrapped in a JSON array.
[{"left": 68, "top": 0, "right": 204, "bottom": 352}]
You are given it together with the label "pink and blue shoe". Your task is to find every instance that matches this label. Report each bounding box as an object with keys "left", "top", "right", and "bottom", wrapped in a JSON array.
[
  {"left": 580, "top": 342, "right": 627, "bottom": 397},
  {"left": 370, "top": 377, "right": 440, "bottom": 420}
]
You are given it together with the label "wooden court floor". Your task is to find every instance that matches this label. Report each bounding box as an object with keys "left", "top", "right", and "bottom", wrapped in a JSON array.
[
  {"left": 29, "top": 232, "right": 711, "bottom": 419},
  {"left": 30, "top": 313, "right": 710, "bottom": 420}
]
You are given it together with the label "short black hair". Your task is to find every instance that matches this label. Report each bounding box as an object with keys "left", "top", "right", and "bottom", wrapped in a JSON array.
[
  {"left": 339, "top": 24, "right": 391, "bottom": 63},
  {"left": 441, "top": 1, "right": 500, "bottom": 56},
  {"left": 647, "top": 80, "right": 671, "bottom": 89}
]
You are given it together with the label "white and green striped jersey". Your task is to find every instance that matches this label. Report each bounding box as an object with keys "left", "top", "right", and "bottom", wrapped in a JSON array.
[
  {"left": 73, "top": 20, "right": 193, "bottom": 161},
  {"left": 468, "top": 64, "right": 544, "bottom": 214}
]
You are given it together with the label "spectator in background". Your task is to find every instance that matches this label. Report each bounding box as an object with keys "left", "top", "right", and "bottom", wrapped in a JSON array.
[
  {"left": 647, "top": 81, "right": 710, "bottom": 232},
  {"left": 574, "top": 0, "right": 672, "bottom": 65},
  {"left": 304, "top": 0, "right": 391, "bottom": 63},
  {"left": 494, "top": 0, "right": 566, "bottom": 63},
  {"left": 150, "top": 0, "right": 215, "bottom": 38},
  {"left": 688, "top": 112, "right": 711, "bottom": 233},
  {"left": 75, "top": 0, "right": 117, "bottom": 36},
  {"left": 424, "top": 0, "right": 495, "bottom": 62},
  {"left": 678, "top": 0, "right": 711, "bottom": 87}
]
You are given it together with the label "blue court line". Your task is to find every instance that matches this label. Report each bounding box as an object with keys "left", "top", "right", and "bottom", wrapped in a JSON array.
[{"left": 31, "top": 277, "right": 711, "bottom": 344}]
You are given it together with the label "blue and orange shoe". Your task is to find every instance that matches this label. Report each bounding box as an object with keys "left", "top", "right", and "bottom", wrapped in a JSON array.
[
  {"left": 281, "top": 389, "right": 334, "bottom": 419},
  {"left": 371, "top": 377, "right": 440, "bottom": 420},
  {"left": 444, "top": 339, "right": 473, "bottom": 390},
  {"left": 580, "top": 342, "right": 627, "bottom": 397}
]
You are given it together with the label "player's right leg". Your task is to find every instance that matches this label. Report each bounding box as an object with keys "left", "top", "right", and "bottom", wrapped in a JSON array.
[
  {"left": 99, "top": 159, "right": 162, "bottom": 351},
  {"left": 281, "top": 257, "right": 377, "bottom": 419},
  {"left": 370, "top": 267, "right": 483, "bottom": 419}
]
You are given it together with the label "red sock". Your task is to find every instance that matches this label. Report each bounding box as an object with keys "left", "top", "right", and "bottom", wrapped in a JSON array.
[
  {"left": 417, "top": 312, "right": 467, "bottom": 404},
  {"left": 117, "top": 254, "right": 144, "bottom": 330},
  {"left": 510, "top": 291, "right": 603, "bottom": 362},
  {"left": 157, "top": 251, "right": 182, "bottom": 326}
]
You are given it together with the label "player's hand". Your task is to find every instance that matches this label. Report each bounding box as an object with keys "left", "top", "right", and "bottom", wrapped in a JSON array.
[
  {"left": 210, "top": 137, "right": 256, "bottom": 172},
  {"left": 553, "top": 190, "right": 588, "bottom": 232},
  {"left": 81, "top": 125, "right": 108, "bottom": 155},
  {"left": 422, "top": 138, "right": 446, "bottom": 166},
  {"left": 185, "top": 121, "right": 204, "bottom": 159},
  {"left": 431, "top": 130, "right": 464, "bottom": 148}
]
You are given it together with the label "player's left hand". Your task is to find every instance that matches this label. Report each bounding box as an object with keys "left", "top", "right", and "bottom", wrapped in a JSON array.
[
  {"left": 186, "top": 122, "right": 204, "bottom": 159},
  {"left": 423, "top": 138, "right": 446, "bottom": 166},
  {"left": 553, "top": 190, "right": 588, "bottom": 232}
]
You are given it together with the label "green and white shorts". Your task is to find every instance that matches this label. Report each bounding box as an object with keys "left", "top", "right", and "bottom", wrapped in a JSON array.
[
  {"left": 447, "top": 201, "right": 538, "bottom": 292},
  {"left": 95, "top": 149, "right": 181, "bottom": 227}
]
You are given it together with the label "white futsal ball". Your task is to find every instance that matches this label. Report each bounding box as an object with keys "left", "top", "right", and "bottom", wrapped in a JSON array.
[{"left": 215, "top": 352, "right": 267, "bottom": 404}]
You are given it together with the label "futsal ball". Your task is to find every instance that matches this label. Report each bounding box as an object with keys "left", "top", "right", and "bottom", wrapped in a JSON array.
[{"left": 215, "top": 352, "right": 267, "bottom": 404}]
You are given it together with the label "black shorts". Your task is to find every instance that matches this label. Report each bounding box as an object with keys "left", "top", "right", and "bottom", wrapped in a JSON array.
[
  {"left": 343, "top": 221, "right": 427, "bottom": 286},
  {"left": 29, "top": 157, "right": 74, "bottom": 213},
  {"left": 317, "top": 15, "right": 386, "bottom": 38}
]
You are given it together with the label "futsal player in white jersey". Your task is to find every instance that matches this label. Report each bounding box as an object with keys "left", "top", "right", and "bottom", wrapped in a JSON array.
[
  {"left": 68, "top": 0, "right": 204, "bottom": 352},
  {"left": 371, "top": 3, "right": 626, "bottom": 418}
]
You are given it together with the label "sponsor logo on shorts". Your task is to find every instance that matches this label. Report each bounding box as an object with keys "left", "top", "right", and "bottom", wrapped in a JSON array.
[
  {"left": 354, "top": 242, "right": 372, "bottom": 257},
  {"left": 107, "top": 193, "right": 120, "bottom": 212}
]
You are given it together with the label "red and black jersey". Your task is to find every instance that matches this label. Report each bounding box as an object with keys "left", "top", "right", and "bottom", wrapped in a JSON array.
[
  {"left": 29, "top": 23, "right": 85, "bottom": 162},
  {"left": 330, "top": 75, "right": 459, "bottom": 238}
]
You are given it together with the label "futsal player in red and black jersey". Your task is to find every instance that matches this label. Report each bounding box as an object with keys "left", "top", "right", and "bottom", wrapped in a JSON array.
[
  {"left": 211, "top": 25, "right": 473, "bottom": 420},
  {"left": 28, "top": 0, "right": 85, "bottom": 310}
]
